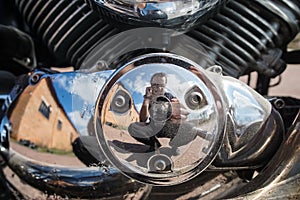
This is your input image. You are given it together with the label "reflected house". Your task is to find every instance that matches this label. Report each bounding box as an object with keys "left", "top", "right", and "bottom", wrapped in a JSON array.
[
  {"left": 102, "top": 83, "right": 139, "bottom": 129},
  {"left": 9, "top": 78, "right": 79, "bottom": 152}
]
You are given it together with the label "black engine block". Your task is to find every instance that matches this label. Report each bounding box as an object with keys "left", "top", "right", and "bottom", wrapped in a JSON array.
[{"left": 13, "top": 0, "right": 300, "bottom": 79}]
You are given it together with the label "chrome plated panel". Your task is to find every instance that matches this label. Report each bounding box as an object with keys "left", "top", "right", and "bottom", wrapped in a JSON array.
[{"left": 0, "top": 53, "right": 284, "bottom": 191}]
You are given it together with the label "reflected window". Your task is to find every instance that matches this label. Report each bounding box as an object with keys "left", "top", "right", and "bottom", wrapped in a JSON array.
[
  {"left": 39, "top": 100, "right": 51, "bottom": 119},
  {"left": 57, "top": 119, "right": 62, "bottom": 130}
]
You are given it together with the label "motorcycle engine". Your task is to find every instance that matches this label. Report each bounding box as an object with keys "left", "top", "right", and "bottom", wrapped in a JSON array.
[
  {"left": 11, "top": 0, "right": 300, "bottom": 81},
  {"left": 0, "top": 0, "right": 299, "bottom": 197}
]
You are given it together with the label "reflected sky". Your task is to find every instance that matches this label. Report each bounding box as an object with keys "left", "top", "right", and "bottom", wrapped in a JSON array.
[
  {"left": 49, "top": 63, "right": 216, "bottom": 136},
  {"left": 118, "top": 64, "right": 204, "bottom": 112},
  {"left": 50, "top": 71, "right": 113, "bottom": 135},
  {"left": 222, "top": 78, "right": 270, "bottom": 136}
]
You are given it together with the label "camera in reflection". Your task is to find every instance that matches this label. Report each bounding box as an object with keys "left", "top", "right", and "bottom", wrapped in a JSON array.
[{"left": 149, "top": 96, "right": 172, "bottom": 123}]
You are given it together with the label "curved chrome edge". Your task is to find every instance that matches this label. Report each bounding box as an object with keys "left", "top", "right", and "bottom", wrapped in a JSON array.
[
  {"left": 217, "top": 110, "right": 300, "bottom": 199},
  {"left": 214, "top": 108, "right": 285, "bottom": 168},
  {"left": 0, "top": 148, "right": 146, "bottom": 199}
]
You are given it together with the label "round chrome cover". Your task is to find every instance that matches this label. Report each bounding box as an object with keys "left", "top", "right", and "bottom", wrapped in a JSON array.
[
  {"left": 92, "top": 0, "right": 224, "bottom": 31},
  {"left": 95, "top": 53, "right": 225, "bottom": 185}
]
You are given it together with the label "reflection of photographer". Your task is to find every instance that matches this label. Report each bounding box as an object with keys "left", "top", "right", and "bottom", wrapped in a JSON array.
[
  {"left": 128, "top": 73, "right": 187, "bottom": 152},
  {"left": 140, "top": 72, "right": 174, "bottom": 122}
]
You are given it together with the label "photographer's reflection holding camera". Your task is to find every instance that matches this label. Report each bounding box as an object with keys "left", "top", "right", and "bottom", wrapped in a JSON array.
[{"left": 128, "top": 73, "right": 188, "bottom": 153}]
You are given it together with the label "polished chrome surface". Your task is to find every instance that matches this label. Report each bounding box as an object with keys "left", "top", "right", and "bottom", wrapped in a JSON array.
[
  {"left": 101, "top": 0, "right": 220, "bottom": 19},
  {"left": 214, "top": 108, "right": 284, "bottom": 168},
  {"left": 49, "top": 70, "right": 112, "bottom": 136},
  {"left": 92, "top": 52, "right": 283, "bottom": 185},
  {"left": 0, "top": 116, "right": 10, "bottom": 150},
  {"left": 0, "top": 69, "right": 151, "bottom": 198},
  {"left": 95, "top": 53, "right": 225, "bottom": 185},
  {"left": 0, "top": 52, "right": 284, "bottom": 191},
  {"left": 92, "top": 0, "right": 225, "bottom": 30},
  {"left": 0, "top": 94, "right": 8, "bottom": 101},
  {"left": 208, "top": 74, "right": 284, "bottom": 167},
  {"left": 220, "top": 77, "right": 271, "bottom": 137},
  {"left": 2, "top": 148, "right": 147, "bottom": 199},
  {"left": 215, "top": 111, "right": 300, "bottom": 199}
]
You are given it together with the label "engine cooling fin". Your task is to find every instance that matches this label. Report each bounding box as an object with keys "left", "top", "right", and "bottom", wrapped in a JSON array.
[
  {"left": 15, "top": 0, "right": 119, "bottom": 68},
  {"left": 188, "top": 0, "right": 300, "bottom": 77},
  {"left": 15, "top": 0, "right": 299, "bottom": 78}
]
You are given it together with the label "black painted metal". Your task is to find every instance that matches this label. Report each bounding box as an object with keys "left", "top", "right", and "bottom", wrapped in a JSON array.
[
  {"left": 15, "top": 0, "right": 118, "bottom": 68},
  {"left": 189, "top": 0, "right": 300, "bottom": 78},
  {"left": 15, "top": 0, "right": 299, "bottom": 81}
]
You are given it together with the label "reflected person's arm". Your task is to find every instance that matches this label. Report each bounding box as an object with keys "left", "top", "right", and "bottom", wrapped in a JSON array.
[
  {"left": 140, "top": 97, "right": 150, "bottom": 122},
  {"left": 139, "top": 86, "right": 152, "bottom": 122}
]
